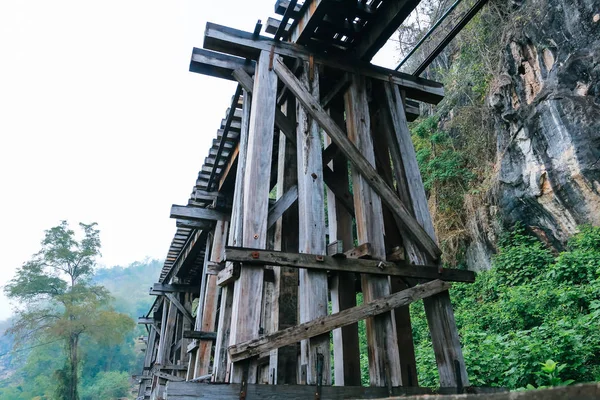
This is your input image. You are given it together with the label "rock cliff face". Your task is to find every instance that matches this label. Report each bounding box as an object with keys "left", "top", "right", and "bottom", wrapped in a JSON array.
[{"left": 466, "top": 0, "right": 600, "bottom": 269}]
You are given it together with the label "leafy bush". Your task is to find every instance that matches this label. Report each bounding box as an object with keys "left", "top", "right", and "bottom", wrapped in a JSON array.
[{"left": 411, "top": 225, "right": 600, "bottom": 389}]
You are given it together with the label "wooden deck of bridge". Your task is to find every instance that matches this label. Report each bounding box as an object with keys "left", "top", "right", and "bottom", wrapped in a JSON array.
[{"left": 134, "top": 1, "right": 487, "bottom": 399}]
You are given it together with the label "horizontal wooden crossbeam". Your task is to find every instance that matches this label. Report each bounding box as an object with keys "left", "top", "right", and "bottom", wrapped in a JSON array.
[
  {"left": 175, "top": 219, "right": 214, "bottom": 230},
  {"left": 152, "top": 283, "right": 200, "bottom": 293},
  {"left": 224, "top": 247, "right": 475, "bottom": 282},
  {"left": 273, "top": 57, "right": 442, "bottom": 260},
  {"left": 170, "top": 204, "right": 230, "bottom": 222},
  {"left": 228, "top": 279, "right": 450, "bottom": 362},
  {"left": 182, "top": 330, "right": 217, "bottom": 341},
  {"left": 203, "top": 22, "right": 444, "bottom": 104},
  {"left": 189, "top": 47, "right": 255, "bottom": 81}
]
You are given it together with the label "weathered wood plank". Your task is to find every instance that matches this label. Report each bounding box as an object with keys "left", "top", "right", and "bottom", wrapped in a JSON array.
[
  {"left": 233, "top": 67, "right": 355, "bottom": 221},
  {"left": 164, "top": 381, "right": 457, "bottom": 399},
  {"left": 370, "top": 111, "right": 419, "bottom": 387},
  {"left": 212, "top": 85, "right": 252, "bottom": 383},
  {"left": 154, "top": 371, "right": 184, "bottom": 382},
  {"left": 203, "top": 23, "right": 445, "bottom": 104},
  {"left": 269, "top": 98, "right": 300, "bottom": 385},
  {"left": 189, "top": 47, "right": 255, "bottom": 81},
  {"left": 216, "top": 262, "right": 240, "bottom": 287},
  {"left": 229, "top": 280, "right": 450, "bottom": 363},
  {"left": 325, "top": 101, "right": 361, "bottom": 386},
  {"left": 183, "top": 330, "right": 217, "bottom": 340},
  {"left": 170, "top": 205, "right": 229, "bottom": 222},
  {"left": 156, "top": 299, "right": 177, "bottom": 365},
  {"left": 267, "top": 185, "right": 298, "bottom": 229},
  {"left": 224, "top": 247, "right": 475, "bottom": 282},
  {"left": 196, "top": 221, "right": 228, "bottom": 378},
  {"left": 295, "top": 59, "right": 330, "bottom": 385},
  {"left": 165, "top": 293, "right": 194, "bottom": 327},
  {"left": 344, "top": 74, "right": 402, "bottom": 386},
  {"left": 229, "top": 50, "right": 278, "bottom": 383},
  {"left": 353, "top": 0, "right": 419, "bottom": 61},
  {"left": 380, "top": 82, "right": 469, "bottom": 387},
  {"left": 152, "top": 283, "right": 200, "bottom": 293},
  {"left": 273, "top": 58, "right": 441, "bottom": 260}
]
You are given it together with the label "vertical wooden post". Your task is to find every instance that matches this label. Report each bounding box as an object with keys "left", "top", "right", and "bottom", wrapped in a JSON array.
[
  {"left": 296, "top": 60, "right": 330, "bottom": 386},
  {"left": 344, "top": 74, "right": 402, "bottom": 387},
  {"left": 230, "top": 50, "right": 278, "bottom": 383},
  {"left": 269, "top": 98, "right": 299, "bottom": 385},
  {"left": 158, "top": 299, "right": 177, "bottom": 366},
  {"left": 144, "top": 325, "right": 158, "bottom": 371},
  {"left": 191, "top": 235, "right": 212, "bottom": 378},
  {"left": 180, "top": 294, "right": 192, "bottom": 368},
  {"left": 213, "top": 88, "right": 251, "bottom": 383},
  {"left": 326, "top": 98, "right": 361, "bottom": 386},
  {"left": 196, "top": 221, "right": 228, "bottom": 377},
  {"left": 155, "top": 298, "right": 169, "bottom": 366},
  {"left": 371, "top": 107, "right": 419, "bottom": 387},
  {"left": 381, "top": 81, "right": 469, "bottom": 387}
]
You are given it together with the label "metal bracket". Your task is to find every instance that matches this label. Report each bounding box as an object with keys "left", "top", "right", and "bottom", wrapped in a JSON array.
[{"left": 315, "top": 353, "right": 324, "bottom": 400}]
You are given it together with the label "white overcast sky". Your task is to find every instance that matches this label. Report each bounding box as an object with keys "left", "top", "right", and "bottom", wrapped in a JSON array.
[{"left": 0, "top": 0, "right": 399, "bottom": 320}]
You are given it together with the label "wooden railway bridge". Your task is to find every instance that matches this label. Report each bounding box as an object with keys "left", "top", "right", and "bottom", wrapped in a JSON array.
[{"left": 135, "top": 1, "right": 492, "bottom": 398}]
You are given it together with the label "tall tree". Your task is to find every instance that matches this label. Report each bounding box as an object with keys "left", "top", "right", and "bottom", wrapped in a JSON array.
[{"left": 4, "top": 221, "right": 134, "bottom": 400}]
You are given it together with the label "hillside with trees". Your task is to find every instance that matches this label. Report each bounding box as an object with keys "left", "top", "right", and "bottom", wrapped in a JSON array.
[{"left": 0, "top": 221, "right": 162, "bottom": 400}]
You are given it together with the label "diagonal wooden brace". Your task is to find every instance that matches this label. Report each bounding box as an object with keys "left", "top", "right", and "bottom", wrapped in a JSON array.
[
  {"left": 228, "top": 279, "right": 451, "bottom": 362},
  {"left": 272, "top": 57, "right": 442, "bottom": 260}
]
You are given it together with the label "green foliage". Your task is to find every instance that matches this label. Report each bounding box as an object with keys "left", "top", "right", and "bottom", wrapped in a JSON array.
[
  {"left": 2, "top": 222, "right": 134, "bottom": 400},
  {"left": 411, "top": 225, "right": 600, "bottom": 389},
  {"left": 413, "top": 116, "right": 474, "bottom": 211},
  {"left": 494, "top": 224, "right": 554, "bottom": 286},
  {"left": 80, "top": 371, "right": 131, "bottom": 400},
  {"left": 0, "top": 257, "right": 160, "bottom": 398}
]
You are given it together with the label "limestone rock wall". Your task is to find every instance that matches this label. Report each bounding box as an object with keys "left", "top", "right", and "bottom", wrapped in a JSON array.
[{"left": 467, "top": 0, "right": 600, "bottom": 268}]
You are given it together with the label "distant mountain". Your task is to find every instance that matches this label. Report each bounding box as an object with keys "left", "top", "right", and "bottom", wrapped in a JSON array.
[{"left": 93, "top": 258, "right": 163, "bottom": 319}]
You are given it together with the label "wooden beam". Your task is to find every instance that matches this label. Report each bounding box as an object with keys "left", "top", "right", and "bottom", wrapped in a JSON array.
[
  {"left": 183, "top": 330, "right": 217, "bottom": 341},
  {"left": 380, "top": 82, "right": 469, "bottom": 387},
  {"left": 353, "top": 0, "right": 420, "bottom": 61},
  {"left": 228, "top": 50, "right": 278, "bottom": 383},
  {"left": 224, "top": 248, "right": 475, "bottom": 282},
  {"left": 325, "top": 100, "right": 361, "bottom": 387},
  {"left": 203, "top": 22, "right": 445, "bottom": 104},
  {"left": 165, "top": 293, "right": 194, "bottom": 327},
  {"left": 274, "top": 0, "right": 297, "bottom": 40},
  {"left": 154, "top": 371, "right": 184, "bottom": 382},
  {"left": 234, "top": 68, "right": 354, "bottom": 220},
  {"left": 229, "top": 280, "right": 450, "bottom": 362},
  {"left": 170, "top": 205, "right": 229, "bottom": 222},
  {"left": 268, "top": 96, "right": 300, "bottom": 385},
  {"left": 165, "top": 381, "right": 472, "bottom": 398},
  {"left": 156, "top": 299, "right": 177, "bottom": 365},
  {"left": 267, "top": 185, "right": 298, "bottom": 229},
  {"left": 344, "top": 74, "right": 401, "bottom": 386},
  {"left": 138, "top": 317, "right": 155, "bottom": 324},
  {"left": 196, "top": 221, "right": 228, "bottom": 378},
  {"left": 152, "top": 283, "right": 200, "bottom": 293},
  {"left": 212, "top": 85, "right": 252, "bottom": 383},
  {"left": 294, "top": 59, "right": 330, "bottom": 385},
  {"left": 190, "top": 47, "right": 255, "bottom": 81},
  {"left": 273, "top": 58, "right": 441, "bottom": 260}
]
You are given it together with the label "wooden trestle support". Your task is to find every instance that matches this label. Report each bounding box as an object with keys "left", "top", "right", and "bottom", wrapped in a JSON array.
[{"left": 134, "top": 1, "right": 483, "bottom": 399}]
